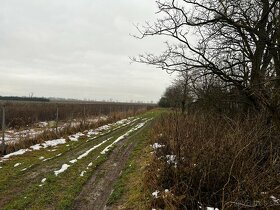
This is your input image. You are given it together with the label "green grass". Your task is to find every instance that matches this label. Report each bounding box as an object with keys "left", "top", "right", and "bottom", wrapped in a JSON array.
[
  {"left": 106, "top": 108, "right": 166, "bottom": 208},
  {"left": 0, "top": 109, "right": 165, "bottom": 209}
]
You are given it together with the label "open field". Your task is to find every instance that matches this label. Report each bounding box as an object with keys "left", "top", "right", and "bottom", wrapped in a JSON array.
[{"left": 0, "top": 109, "right": 162, "bottom": 210}]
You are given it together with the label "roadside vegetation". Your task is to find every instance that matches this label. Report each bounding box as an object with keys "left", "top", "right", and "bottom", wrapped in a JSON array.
[
  {"left": 107, "top": 109, "right": 166, "bottom": 209},
  {"left": 148, "top": 112, "right": 280, "bottom": 209},
  {"left": 129, "top": 0, "right": 280, "bottom": 209}
]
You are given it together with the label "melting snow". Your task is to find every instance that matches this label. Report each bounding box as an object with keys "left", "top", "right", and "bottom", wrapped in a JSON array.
[
  {"left": 78, "top": 138, "right": 111, "bottom": 160},
  {"left": 42, "top": 157, "right": 53, "bottom": 162},
  {"left": 3, "top": 149, "right": 30, "bottom": 159},
  {"left": 30, "top": 145, "right": 41, "bottom": 150},
  {"left": 152, "top": 143, "right": 165, "bottom": 150},
  {"left": 54, "top": 164, "right": 70, "bottom": 176},
  {"left": 69, "top": 159, "right": 77, "bottom": 164},
  {"left": 80, "top": 171, "right": 86, "bottom": 177},
  {"left": 43, "top": 138, "right": 66, "bottom": 147},
  {"left": 37, "top": 121, "right": 48, "bottom": 127},
  {"left": 270, "top": 195, "right": 280, "bottom": 204},
  {"left": 30, "top": 139, "right": 66, "bottom": 151},
  {"left": 152, "top": 190, "right": 160, "bottom": 198},
  {"left": 14, "top": 163, "right": 21, "bottom": 167},
  {"left": 101, "top": 121, "right": 148, "bottom": 155},
  {"left": 166, "top": 155, "right": 177, "bottom": 165},
  {"left": 68, "top": 132, "right": 84, "bottom": 141}
]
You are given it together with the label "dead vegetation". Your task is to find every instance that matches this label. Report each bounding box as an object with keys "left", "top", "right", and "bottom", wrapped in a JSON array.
[
  {"left": 1, "top": 101, "right": 152, "bottom": 129},
  {"left": 2, "top": 109, "right": 147, "bottom": 156},
  {"left": 146, "top": 112, "right": 280, "bottom": 210}
]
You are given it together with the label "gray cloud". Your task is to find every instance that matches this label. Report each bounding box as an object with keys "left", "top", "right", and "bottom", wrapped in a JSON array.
[{"left": 0, "top": 0, "right": 174, "bottom": 102}]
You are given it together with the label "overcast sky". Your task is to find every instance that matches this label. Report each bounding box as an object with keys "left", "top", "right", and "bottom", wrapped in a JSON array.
[{"left": 0, "top": 0, "right": 175, "bottom": 102}]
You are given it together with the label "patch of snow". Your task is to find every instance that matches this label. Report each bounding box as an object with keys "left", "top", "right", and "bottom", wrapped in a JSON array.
[
  {"left": 166, "top": 155, "right": 177, "bottom": 165},
  {"left": 3, "top": 149, "right": 30, "bottom": 159},
  {"left": 37, "top": 121, "right": 48, "bottom": 128},
  {"left": 56, "top": 153, "right": 62, "bottom": 157},
  {"left": 165, "top": 189, "right": 169, "bottom": 193},
  {"left": 152, "top": 190, "right": 160, "bottom": 198},
  {"left": 78, "top": 138, "right": 111, "bottom": 160},
  {"left": 101, "top": 121, "right": 148, "bottom": 155},
  {"left": 88, "top": 162, "right": 93, "bottom": 167},
  {"left": 69, "top": 159, "right": 77, "bottom": 164},
  {"left": 270, "top": 195, "right": 280, "bottom": 204},
  {"left": 14, "top": 163, "right": 21, "bottom": 167},
  {"left": 21, "top": 164, "right": 33, "bottom": 171},
  {"left": 30, "top": 144, "right": 41, "bottom": 150},
  {"left": 41, "top": 178, "right": 46, "bottom": 183},
  {"left": 39, "top": 156, "right": 45, "bottom": 160},
  {"left": 207, "top": 207, "right": 219, "bottom": 210},
  {"left": 54, "top": 164, "right": 70, "bottom": 176},
  {"left": 68, "top": 132, "right": 84, "bottom": 141},
  {"left": 43, "top": 138, "right": 66, "bottom": 147},
  {"left": 42, "top": 157, "right": 53, "bottom": 162},
  {"left": 152, "top": 143, "right": 165, "bottom": 150},
  {"left": 30, "top": 139, "right": 65, "bottom": 152},
  {"left": 85, "top": 117, "right": 138, "bottom": 140},
  {"left": 80, "top": 171, "right": 86, "bottom": 177}
]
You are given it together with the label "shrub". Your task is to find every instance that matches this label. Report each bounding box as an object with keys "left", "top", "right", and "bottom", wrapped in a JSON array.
[{"left": 147, "top": 112, "right": 280, "bottom": 209}]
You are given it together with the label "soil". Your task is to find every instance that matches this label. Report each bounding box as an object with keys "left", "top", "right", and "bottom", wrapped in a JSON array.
[{"left": 70, "top": 128, "right": 144, "bottom": 210}]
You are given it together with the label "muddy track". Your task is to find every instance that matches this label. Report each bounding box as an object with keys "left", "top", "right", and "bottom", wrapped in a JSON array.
[{"left": 70, "top": 124, "right": 147, "bottom": 210}]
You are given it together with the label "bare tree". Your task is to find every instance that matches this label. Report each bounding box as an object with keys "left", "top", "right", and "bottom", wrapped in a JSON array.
[{"left": 135, "top": 0, "right": 280, "bottom": 119}]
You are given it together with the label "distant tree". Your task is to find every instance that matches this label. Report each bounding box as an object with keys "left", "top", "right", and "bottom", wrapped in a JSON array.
[{"left": 159, "top": 72, "right": 193, "bottom": 113}]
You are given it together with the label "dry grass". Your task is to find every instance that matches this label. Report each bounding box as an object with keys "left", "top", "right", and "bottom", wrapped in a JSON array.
[
  {"left": 1, "top": 101, "right": 153, "bottom": 129},
  {"left": 146, "top": 112, "right": 280, "bottom": 209},
  {"left": 3, "top": 109, "right": 146, "bottom": 155}
]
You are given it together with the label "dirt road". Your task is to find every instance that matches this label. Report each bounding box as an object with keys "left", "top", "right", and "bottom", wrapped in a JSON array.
[
  {"left": 0, "top": 114, "right": 153, "bottom": 210},
  {"left": 71, "top": 127, "right": 144, "bottom": 210}
]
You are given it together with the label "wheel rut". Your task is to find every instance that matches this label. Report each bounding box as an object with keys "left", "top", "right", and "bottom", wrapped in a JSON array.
[{"left": 71, "top": 126, "right": 145, "bottom": 210}]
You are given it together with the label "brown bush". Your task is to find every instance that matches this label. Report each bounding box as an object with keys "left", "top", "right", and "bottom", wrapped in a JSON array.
[{"left": 147, "top": 112, "right": 280, "bottom": 209}]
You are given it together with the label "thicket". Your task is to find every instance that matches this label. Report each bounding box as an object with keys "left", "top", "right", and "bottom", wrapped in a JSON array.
[{"left": 147, "top": 112, "right": 280, "bottom": 209}]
